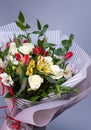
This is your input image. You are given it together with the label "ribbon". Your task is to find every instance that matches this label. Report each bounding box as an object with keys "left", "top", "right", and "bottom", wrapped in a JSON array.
[
  {"left": 7, "top": 115, "right": 21, "bottom": 130},
  {"left": 0, "top": 80, "right": 15, "bottom": 119}
]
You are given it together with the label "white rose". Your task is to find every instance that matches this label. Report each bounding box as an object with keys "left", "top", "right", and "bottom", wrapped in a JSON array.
[
  {"left": 28, "top": 75, "right": 43, "bottom": 90},
  {"left": 50, "top": 65, "right": 64, "bottom": 79},
  {"left": 9, "top": 42, "right": 18, "bottom": 55},
  {"left": 18, "top": 43, "right": 34, "bottom": 54},
  {"left": 44, "top": 56, "right": 53, "bottom": 65},
  {"left": 0, "top": 73, "right": 14, "bottom": 86}
]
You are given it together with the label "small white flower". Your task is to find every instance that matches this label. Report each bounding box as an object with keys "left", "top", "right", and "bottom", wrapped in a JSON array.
[
  {"left": 7, "top": 55, "right": 18, "bottom": 65},
  {"left": 63, "top": 64, "right": 73, "bottom": 79},
  {"left": 9, "top": 42, "right": 18, "bottom": 55},
  {"left": 50, "top": 65, "right": 64, "bottom": 79},
  {"left": 0, "top": 73, "right": 14, "bottom": 86},
  {"left": 0, "top": 58, "right": 5, "bottom": 68},
  {"left": 18, "top": 43, "right": 34, "bottom": 54},
  {"left": 28, "top": 74, "right": 44, "bottom": 90},
  {"left": 44, "top": 56, "right": 53, "bottom": 65}
]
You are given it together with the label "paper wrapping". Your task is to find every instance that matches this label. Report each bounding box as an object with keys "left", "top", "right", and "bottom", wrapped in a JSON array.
[{"left": 1, "top": 64, "right": 91, "bottom": 130}]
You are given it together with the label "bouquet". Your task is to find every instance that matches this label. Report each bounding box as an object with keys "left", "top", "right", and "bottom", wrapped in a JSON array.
[{"left": 0, "top": 12, "right": 77, "bottom": 106}]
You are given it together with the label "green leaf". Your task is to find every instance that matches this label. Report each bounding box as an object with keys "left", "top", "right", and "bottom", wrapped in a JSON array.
[
  {"left": 70, "top": 34, "right": 74, "bottom": 41},
  {"left": 57, "top": 77, "right": 66, "bottom": 84},
  {"left": 62, "top": 40, "right": 68, "bottom": 47},
  {"left": 47, "top": 43, "right": 56, "bottom": 47},
  {"left": 4, "top": 92, "right": 13, "bottom": 98},
  {"left": 41, "top": 24, "right": 49, "bottom": 34},
  {"left": 37, "top": 19, "right": 41, "bottom": 30},
  {"left": 41, "top": 91, "right": 49, "bottom": 98},
  {"left": 27, "top": 88, "right": 32, "bottom": 91},
  {"left": 25, "top": 24, "right": 30, "bottom": 29},
  {"left": 32, "top": 31, "right": 40, "bottom": 34},
  {"left": 16, "top": 21, "right": 26, "bottom": 31},
  {"left": 4, "top": 48, "right": 9, "bottom": 55},
  {"left": 73, "top": 88, "right": 80, "bottom": 93},
  {"left": 54, "top": 48, "right": 65, "bottom": 56},
  {"left": 45, "top": 76, "right": 57, "bottom": 83},
  {"left": 17, "top": 78, "right": 27, "bottom": 95},
  {"left": 31, "top": 96, "right": 40, "bottom": 103},
  {"left": 18, "top": 11, "right": 25, "bottom": 23},
  {"left": 22, "top": 34, "right": 27, "bottom": 38}
]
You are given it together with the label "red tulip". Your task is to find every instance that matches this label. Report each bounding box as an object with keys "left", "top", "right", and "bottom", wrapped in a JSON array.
[
  {"left": 33, "top": 46, "right": 44, "bottom": 55},
  {"left": 23, "top": 54, "right": 30, "bottom": 65},
  {"left": 64, "top": 51, "right": 73, "bottom": 60}
]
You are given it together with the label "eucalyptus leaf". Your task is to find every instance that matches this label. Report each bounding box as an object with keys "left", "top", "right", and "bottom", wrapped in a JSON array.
[
  {"left": 16, "top": 21, "right": 26, "bottom": 31},
  {"left": 18, "top": 11, "right": 25, "bottom": 23},
  {"left": 62, "top": 40, "right": 68, "bottom": 47},
  {"left": 37, "top": 19, "right": 41, "bottom": 30},
  {"left": 54, "top": 48, "right": 65, "bottom": 56},
  {"left": 41, "top": 24, "right": 49, "bottom": 34},
  {"left": 70, "top": 34, "right": 74, "bottom": 41},
  {"left": 25, "top": 24, "right": 30, "bottom": 29},
  {"left": 32, "top": 31, "right": 40, "bottom": 34}
]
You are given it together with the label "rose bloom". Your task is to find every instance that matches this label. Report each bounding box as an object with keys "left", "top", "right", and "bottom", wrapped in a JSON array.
[
  {"left": 50, "top": 65, "right": 64, "bottom": 79},
  {"left": 33, "top": 46, "right": 44, "bottom": 55},
  {"left": 28, "top": 74, "right": 44, "bottom": 90},
  {"left": 9, "top": 42, "right": 18, "bottom": 55},
  {"left": 18, "top": 43, "right": 34, "bottom": 54}
]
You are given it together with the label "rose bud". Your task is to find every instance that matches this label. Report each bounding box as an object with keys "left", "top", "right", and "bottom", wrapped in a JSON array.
[
  {"left": 33, "top": 46, "right": 44, "bottom": 55},
  {"left": 64, "top": 51, "right": 73, "bottom": 60}
]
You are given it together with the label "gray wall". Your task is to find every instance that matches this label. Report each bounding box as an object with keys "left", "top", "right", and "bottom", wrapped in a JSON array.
[
  {"left": 0, "top": 0, "right": 91, "bottom": 54},
  {"left": 0, "top": 0, "right": 91, "bottom": 130}
]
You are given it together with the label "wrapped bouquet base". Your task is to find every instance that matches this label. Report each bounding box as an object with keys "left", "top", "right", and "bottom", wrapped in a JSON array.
[
  {"left": 0, "top": 22, "right": 91, "bottom": 130},
  {"left": 1, "top": 64, "right": 91, "bottom": 130}
]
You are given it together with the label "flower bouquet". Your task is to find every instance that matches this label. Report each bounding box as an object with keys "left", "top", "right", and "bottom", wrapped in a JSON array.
[{"left": 0, "top": 12, "right": 91, "bottom": 130}]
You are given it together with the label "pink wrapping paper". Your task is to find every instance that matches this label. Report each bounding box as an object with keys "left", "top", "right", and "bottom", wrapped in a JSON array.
[{"left": 1, "top": 64, "right": 91, "bottom": 130}]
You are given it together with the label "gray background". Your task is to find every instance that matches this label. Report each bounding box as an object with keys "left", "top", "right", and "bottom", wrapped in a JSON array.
[{"left": 0, "top": 0, "right": 91, "bottom": 130}]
